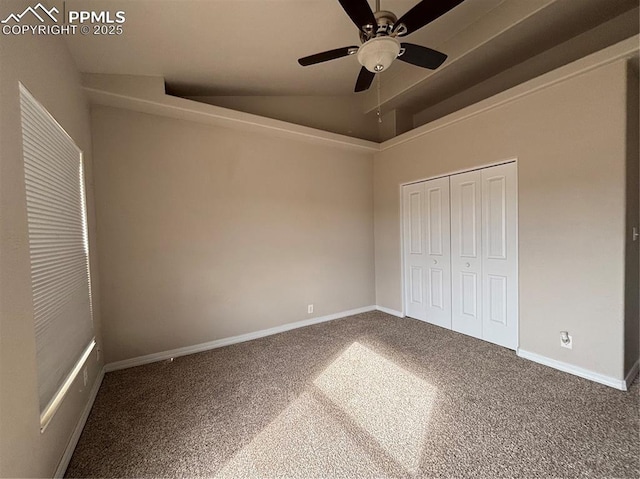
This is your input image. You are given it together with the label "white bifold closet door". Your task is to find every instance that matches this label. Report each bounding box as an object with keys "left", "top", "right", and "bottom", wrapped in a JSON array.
[
  {"left": 404, "top": 162, "right": 518, "bottom": 350},
  {"left": 450, "top": 163, "right": 518, "bottom": 348},
  {"left": 403, "top": 177, "right": 451, "bottom": 329}
]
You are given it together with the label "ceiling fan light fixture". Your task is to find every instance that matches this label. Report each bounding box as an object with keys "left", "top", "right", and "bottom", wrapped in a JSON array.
[{"left": 357, "top": 36, "right": 400, "bottom": 73}]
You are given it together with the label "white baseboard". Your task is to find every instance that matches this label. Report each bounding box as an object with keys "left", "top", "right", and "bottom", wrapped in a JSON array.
[
  {"left": 375, "top": 305, "right": 404, "bottom": 318},
  {"left": 517, "top": 349, "right": 628, "bottom": 391},
  {"left": 54, "top": 366, "right": 105, "bottom": 478},
  {"left": 105, "top": 305, "right": 377, "bottom": 372},
  {"left": 625, "top": 358, "right": 639, "bottom": 390}
]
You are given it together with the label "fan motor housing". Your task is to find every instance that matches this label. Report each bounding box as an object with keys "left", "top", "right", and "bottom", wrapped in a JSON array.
[{"left": 360, "top": 10, "right": 398, "bottom": 43}]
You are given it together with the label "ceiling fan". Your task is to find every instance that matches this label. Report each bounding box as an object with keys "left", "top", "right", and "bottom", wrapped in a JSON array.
[{"left": 298, "top": 0, "right": 464, "bottom": 92}]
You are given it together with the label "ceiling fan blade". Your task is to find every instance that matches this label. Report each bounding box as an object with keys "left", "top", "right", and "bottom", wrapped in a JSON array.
[
  {"left": 355, "top": 67, "right": 375, "bottom": 92},
  {"left": 398, "top": 43, "right": 447, "bottom": 69},
  {"left": 394, "top": 0, "right": 464, "bottom": 36},
  {"left": 338, "top": 0, "right": 376, "bottom": 32},
  {"left": 298, "top": 46, "right": 358, "bottom": 66}
]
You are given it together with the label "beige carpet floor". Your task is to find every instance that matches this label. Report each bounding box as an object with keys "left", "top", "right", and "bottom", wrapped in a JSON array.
[{"left": 66, "top": 311, "right": 639, "bottom": 478}]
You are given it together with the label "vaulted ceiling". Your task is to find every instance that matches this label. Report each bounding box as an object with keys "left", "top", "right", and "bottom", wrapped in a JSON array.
[{"left": 53, "top": 0, "right": 639, "bottom": 140}]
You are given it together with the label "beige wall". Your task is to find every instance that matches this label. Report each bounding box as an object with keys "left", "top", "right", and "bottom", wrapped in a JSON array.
[
  {"left": 0, "top": 1, "right": 103, "bottom": 476},
  {"left": 90, "top": 106, "right": 375, "bottom": 364},
  {"left": 374, "top": 60, "right": 630, "bottom": 380},
  {"left": 624, "top": 61, "right": 640, "bottom": 371}
]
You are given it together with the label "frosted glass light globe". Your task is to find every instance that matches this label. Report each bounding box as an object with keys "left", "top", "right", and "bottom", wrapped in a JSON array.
[{"left": 357, "top": 36, "right": 401, "bottom": 73}]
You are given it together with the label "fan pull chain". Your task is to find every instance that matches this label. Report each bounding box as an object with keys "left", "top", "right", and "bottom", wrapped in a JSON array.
[{"left": 377, "top": 74, "right": 382, "bottom": 124}]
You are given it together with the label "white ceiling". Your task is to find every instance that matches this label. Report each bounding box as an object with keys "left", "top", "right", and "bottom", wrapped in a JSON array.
[{"left": 52, "top": 0, "right": 638, "bottom": 138}]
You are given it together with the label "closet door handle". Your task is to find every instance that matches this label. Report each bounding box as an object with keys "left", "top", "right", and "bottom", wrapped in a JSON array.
[
  {"left": 433, "top": 260, "right": 437, "bottom": 264},
  {"left": 465, "top": 262, "right": 470, "bottom": 268}
]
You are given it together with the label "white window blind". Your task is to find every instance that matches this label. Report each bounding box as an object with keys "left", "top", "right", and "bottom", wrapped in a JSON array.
[{"left": 19, "top": 84, "right": 95, "bottom": 431}]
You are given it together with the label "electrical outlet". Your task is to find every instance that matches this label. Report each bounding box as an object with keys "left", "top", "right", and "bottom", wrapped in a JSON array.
[
  {"left": 83, "top": 367, "right": 88, "bottom": 386},
  {"left": 560, "top": 332, "right": 573, "bottom": 349},
  {"left": 307, "top": 304, "right": 314, "bottom": 314}
]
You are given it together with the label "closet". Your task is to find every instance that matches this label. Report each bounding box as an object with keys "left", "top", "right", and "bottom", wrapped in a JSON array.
[{"left": 402, "top": 162, "right": 518, "bottom": 350}]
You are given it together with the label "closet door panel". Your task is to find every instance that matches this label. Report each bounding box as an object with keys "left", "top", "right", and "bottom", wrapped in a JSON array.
[
  {"left": 424, "top": 177, "right": 452, "bottom": 329},
  {"left": 450, "top": 170, "right": 482, "bottom": 339},
  {"left": 481, "top": 163, "right": 518, "bottom": 349},
  {"left": 403, "top": 183, "right": 427, "bottom": 321}
]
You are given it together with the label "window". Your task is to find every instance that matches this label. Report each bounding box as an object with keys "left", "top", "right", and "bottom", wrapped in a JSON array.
[{"left": 19, "top": 84, "right": 95, "bottom": 432}]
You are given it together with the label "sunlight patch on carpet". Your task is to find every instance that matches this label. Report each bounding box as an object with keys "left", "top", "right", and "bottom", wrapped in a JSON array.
[
  {"left": 314, "top": 341, "right": 437, "bottom": 474},
  {"left": 215, "top": 391, "right": 387, "bottom": 478},
  {"left": 215, "top": 341, "right": 436, "bottom": 478}
]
